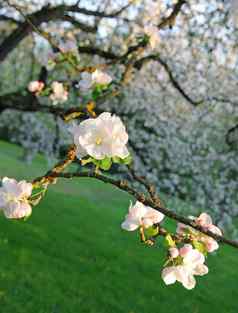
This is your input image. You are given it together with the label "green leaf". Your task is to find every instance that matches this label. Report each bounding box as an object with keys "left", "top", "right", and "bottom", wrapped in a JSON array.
[
  {"left": 144, "top": 226, "right": 159, "bottom": 237},
  {"left": 192, "top": 240, "right": 207, "bottom": 255},
  {"left": 99, "top": 157, "right": 112, "bottom": 170},
  {"left": 121, "top": 154, "right": 132, "bottom": 165},
  {"left": 112, "top": 154, "right": 132, "bottom": 165},
  {"left": 81, "top": 157, "right": 95, "bottom": 166}
]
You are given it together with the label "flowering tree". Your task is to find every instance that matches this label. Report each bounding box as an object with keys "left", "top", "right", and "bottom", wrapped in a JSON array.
[{"left": 0, "top": 0, "right": 238, "bottom": 290}]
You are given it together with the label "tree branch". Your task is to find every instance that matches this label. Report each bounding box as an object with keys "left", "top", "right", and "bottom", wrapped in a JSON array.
[{"left": 45, "top": 170, "right": 238, "bottom": 249}]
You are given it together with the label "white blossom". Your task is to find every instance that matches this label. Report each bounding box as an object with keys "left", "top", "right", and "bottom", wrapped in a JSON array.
[
  {"left": 71, "top": 112, "right": 129, "bottom": 160},
  {"left": 50, "top": 81, "right": 68, "bottom": 104},
  {"left": 144, "top": 25, "right": 160, "bottom": 49},
  {"left": 0, "top": 177, "right": 33, "bottom": 219},
  {"left": 162, "top": 244, "right": 208, "bottom": 290},
  {"left": 77, "top": 70, "right": 112, "bottom": 92},
  {"left": 121, "top": 201, "right": 164, "bottom": 231},
  {"left": 92, "top": 69, "right": 112, "bottom": 85}
]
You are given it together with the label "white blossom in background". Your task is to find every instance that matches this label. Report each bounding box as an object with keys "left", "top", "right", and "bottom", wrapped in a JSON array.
[
  {"left": 144, "top": 25, "right": 160, "bottom": 49},
  {"left": 28, "top": 81, "right": 45, "bottom": 94},
  {"left": 77, "top": 70, "right": 112, "bottom": 92},
  {"left": 162, "top": 244, "right": 208, "bottom": 290},
  {"left": 121, "top": 200, "right": 164, "bottom": 231},
  {"left": 0, "top": 177, "right": 33, "bottom": 219},
  {"left": 71, "top": 112, "right": 129, "bottom": 160},
  {"left": 92, "top": 69, "right": 112, "bottom": 85},
  {"left": 50, "top": 81, "right": 68, "bottom": 105},
  {"left": 59, "top": 39, "right": 78, "bottom": 54}
]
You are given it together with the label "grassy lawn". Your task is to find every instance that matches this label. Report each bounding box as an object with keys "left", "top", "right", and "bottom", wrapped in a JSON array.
[{"left": 0, "top": 140, "right": 237, "bottom": 313}]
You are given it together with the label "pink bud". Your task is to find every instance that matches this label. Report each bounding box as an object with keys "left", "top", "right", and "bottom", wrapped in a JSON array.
[
  {"left": 169, "top": 247, "right": 179, "bottom": 258},
  {"left": 28, "top": 81, "right": 44, "bottom": 93}
]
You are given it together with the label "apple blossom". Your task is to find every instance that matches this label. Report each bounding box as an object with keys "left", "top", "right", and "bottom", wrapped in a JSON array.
[
  {"left": 0, "top": 177, "right": 33, "bottom": 219},
  {"left": 77, "top": 70, "right": 112, "bottom": 92},
  {"left": 121, "top": 201, "right": 164, "bottom": 231},
  {"left": 195, "top": 213, "right": 222, "bottom": 236},
  {"left": 162, "top": 244, "right": 208, "bottom": 290},
  {"left": 92, "top": 69, "right": 112, "bottom": 86},
  {"left": 50, "top": 81, "right": 68, "bottom": 104},
  {"left": 28, "top": 81, "right": 44, "bottom": 94},
  {"left": 71, "top": 112, "right": 129, "bottom": 160}
]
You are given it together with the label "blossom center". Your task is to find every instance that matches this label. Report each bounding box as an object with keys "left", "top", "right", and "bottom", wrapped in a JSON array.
[{"left": 95, "top": 137, "right": 102, "bottom": 145}]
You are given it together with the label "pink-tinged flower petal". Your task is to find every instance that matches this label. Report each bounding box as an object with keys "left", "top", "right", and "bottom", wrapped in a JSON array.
[
  {"left": 18, "top": 181, "right": 32, "bottom": 198},
  {"left": 204, "top": 237, "right": 219, "bottom": 252},
  {"left": 2, "top": 177, "right": 22, "bottom": 197},
  {"left": 121, "top": 219, "right": 139, "bottom": 231},
  {"left": 183, "top": 248, "right": 205, "bottom": 266},
  {"left": 5, "top": 201, "right": 31, "bottom": 219},
  {"left": 28, "top": 81, "right": 44, "bottom": 93},
  {"left": 4, "top": 200, "right": 20, "bottom": 218},
  {"left": 176, "top": 222, "right": 188, "bottom": 234},
  {"left": 92, "top": 70, "right": 112, "bottom": 85},
  {"left": 208, "top": 224, "right": 222, "bottom": 236},
  {"left": 145, "top": 208, "right": 164, "bottom": 224},
  {"left": 161, "top": 267, "right": 177, "bottom": 285},
  {"left": 196, "top": 213, "right": 213, "bottom": 227},
  {"left": 169, "top": 247, "right": 179, "bottom": 258},
  {"left": 194, "top": 264, "right": 209, "bottom": 276},
  {"left": 181, "top": 274, "right": 196, "bottom": 290},
  {"left": 129, "top": 201, "right": 147, "bottom": 219},
  {"left": 179, "top": 244, "right": 193, "bottom": 257},
  {"left": 142, "top": 217, "right": 153, "bottom": 228}
]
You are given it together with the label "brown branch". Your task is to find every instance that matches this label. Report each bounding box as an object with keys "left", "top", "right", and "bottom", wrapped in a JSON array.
[
  {"left": 134, "top": 54, "right": 203, "bottom": 106},
  {"left": 158, "top": 0, "right": 187, "bottom": 29},
  {"left": 45, "top": 170, "right": 238, "bottom": 249},
  {"left": 0, "top": 1, "right": 123, "bottom": 63}
]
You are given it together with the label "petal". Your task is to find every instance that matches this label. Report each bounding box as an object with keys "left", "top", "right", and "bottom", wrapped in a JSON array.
[
  {"left": 142, "top": 217, "right": 153, "bottom": 228},
  {"left": 5, "top": 201, "right": 31, "bottom": 219},
  {"left": 113, "top": 146, "right": 129, "bottom": 159},
  {"left": 194, "top": 264, "right": 209, "bottom": 276},
  {"left": 169, "top": 248, "right": 179, "bottom": 258},
  {"left": 179, "top": 244, "right": 193, "bottom": 258},
  {"left": 121, "top": 219, "right": 139, "bottom": 231},
  {"left": 130, "top": 201, "right": 148, "bottom": 219},
  {"left": 161, "top": 267, "right": 177, "bottom": 285},
  {"left": 208, "top": 225, "right": 222, "bottom": 236},
  {"left": 183, "top": 248, "right": 205, "bottom": 266},
  {"left": 4, "top": 200, "right": 20, "bottom": 218},
  {"left": 18, "top": 181, "right": 32, "bottom": 198},
  {"left": 182, "top": 274, "right": 196, "bottom": 290},
  {"left": 145, "top": 208, "right": 164, "bottom": 224},
  {"left": 196, "top": 213, "right": 213, "bottom": 226}
]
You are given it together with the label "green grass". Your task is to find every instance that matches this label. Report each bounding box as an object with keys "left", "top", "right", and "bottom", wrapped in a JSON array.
[{"left": 0, "top": 140, "right": 237, "bottom": 313}]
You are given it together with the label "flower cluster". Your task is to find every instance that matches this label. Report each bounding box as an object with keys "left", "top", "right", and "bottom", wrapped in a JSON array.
[
  {"left": 177, "top": 213, "right": 222, "bottom": 253},
  {"left": 162, "top": 244, "right": 208, "bottom": 290},
  {"left": 0, "top": 177, "right": 33, "bottom": 219},
  {"left": 121, "top": 204, "right": 221, "bottom": 290}
]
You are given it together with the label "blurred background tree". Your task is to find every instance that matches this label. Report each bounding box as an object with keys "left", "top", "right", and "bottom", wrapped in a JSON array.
[{"left": 0, "top": 0, "right": 238, "bottom": 236}]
